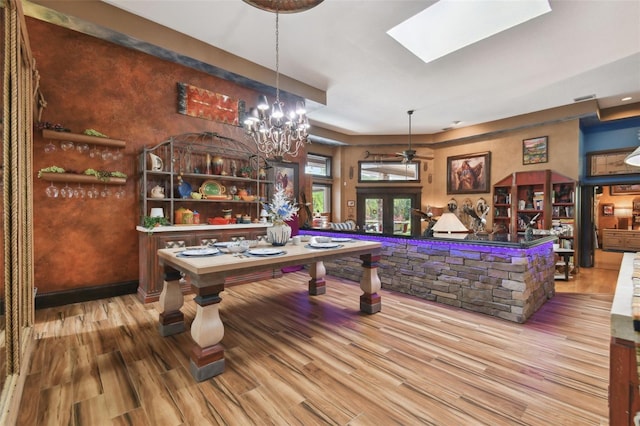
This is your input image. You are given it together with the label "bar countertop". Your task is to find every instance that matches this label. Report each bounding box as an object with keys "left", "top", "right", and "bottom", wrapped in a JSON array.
[{"left": 611, "top": 252, "right": 635, "bottom": 341}]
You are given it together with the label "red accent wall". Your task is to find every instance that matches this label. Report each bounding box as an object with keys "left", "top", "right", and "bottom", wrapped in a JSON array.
[{"left": 28, "top": 18, "right": 275, "bottom": 294}]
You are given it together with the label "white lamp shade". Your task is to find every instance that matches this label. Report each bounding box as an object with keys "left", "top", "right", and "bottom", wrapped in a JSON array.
[
  {"left": 431, "top": 212, "right": 469, "bottom": 233},
  {"left": 624, "top": 146, "right": 640, "bottom": 167}
]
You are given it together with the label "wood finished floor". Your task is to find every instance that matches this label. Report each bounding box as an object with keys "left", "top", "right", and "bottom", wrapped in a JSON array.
[{"left": 17, "top": 268, "right": 616, "bottom": 426}]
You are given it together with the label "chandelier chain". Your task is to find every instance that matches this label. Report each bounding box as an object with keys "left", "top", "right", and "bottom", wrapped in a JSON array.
[
  {"left": 275, "top": 10, "right": 280, "bottom": 103},
  {"left": 243, "top": 3, "right": 310, "bottom": 161}
]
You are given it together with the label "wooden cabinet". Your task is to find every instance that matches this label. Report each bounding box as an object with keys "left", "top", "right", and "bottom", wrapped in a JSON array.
[
  {"left": 493, "top": 170, "right": 577, "bottom": 261},
  {"left": 602, "top": 229, "right": 640, "bottom": 251},
  {"left": 137, "top": 226, "right": 279, "bottom": 303},
  {"left": 139, "top": 132, "right": 271, "bottom": 225}
]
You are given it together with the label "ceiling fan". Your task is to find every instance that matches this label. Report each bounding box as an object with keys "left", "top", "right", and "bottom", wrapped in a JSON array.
[
  {"left": 396, "top": 110, "right": 433, "bottom": 163},
  {"left": 363, "top": 110, "right": 434, "bottom": 162}
]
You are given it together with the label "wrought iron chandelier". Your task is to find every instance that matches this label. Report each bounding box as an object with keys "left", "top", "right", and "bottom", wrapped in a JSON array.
[{"left": 243, "top": 6, "right": 310, "bottom": 161}]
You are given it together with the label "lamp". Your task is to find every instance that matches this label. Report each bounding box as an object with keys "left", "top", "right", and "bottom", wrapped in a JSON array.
[
  {"left": 623, "top": 129, "right": 640, "bottom": 166},
  {"left": 244, "top": 6, "right": 311, "bottom": 161}
]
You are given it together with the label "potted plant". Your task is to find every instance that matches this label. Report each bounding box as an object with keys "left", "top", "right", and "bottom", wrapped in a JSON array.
[
  {"left": 239, "top": 166, "right": 253, "bottom": 178},
  {"left": 142, "top": 215, "right": 170, "bottom": 233}
]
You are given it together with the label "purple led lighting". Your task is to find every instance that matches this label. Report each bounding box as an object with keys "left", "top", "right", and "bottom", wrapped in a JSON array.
[{"left": 299, "top": 230, "right": 553, "bottom": 258}]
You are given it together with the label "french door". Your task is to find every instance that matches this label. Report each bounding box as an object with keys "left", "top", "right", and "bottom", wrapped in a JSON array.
[{"left": 356, "top": 188, "right": 421, "bottom": 236}]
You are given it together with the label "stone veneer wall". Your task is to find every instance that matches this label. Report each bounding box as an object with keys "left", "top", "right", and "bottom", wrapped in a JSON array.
[{"left": 304, "top": 233, "right": 555, "bottom": 323}]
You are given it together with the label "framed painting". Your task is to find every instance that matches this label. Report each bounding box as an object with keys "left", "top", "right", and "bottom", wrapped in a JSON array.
[
  {"left": 587, "top": 148, "right": 640, "bottom": 176},
  {"left": 602, "top": 203, "right": 614, "bottom": 216},
  {"left": 270, "top": 161, "right": 299, "bottom": 201},
  {"left": 611, "top": 184, "right": 640, "bottom": 195},
  {"left": 446, "top": 152, "right": 491, "bottom": 194},
  {"left": 522, "top": 136, "right": 548, "bottom": 165}
]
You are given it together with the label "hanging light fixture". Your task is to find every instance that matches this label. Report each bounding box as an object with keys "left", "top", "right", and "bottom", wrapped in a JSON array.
[
  {"left": 623, "top": 129, "right": 640, "bottom": 167},
  {"left": 244, "top": 3, "right": 312, "bottom": 161}
]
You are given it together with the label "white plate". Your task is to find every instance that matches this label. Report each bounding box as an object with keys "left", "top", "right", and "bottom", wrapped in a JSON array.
[
  {"left": 331, "top": 237, "right": 352, "bottom": 242},
  {"left": 248, "top": 248, "right": 284, "bottom": 256},
  {"left": 309, "top": 242, "right": 341, "bottom": 249},
  {"left": 181, "top": 248, "right": 219, "bottom": 256}
]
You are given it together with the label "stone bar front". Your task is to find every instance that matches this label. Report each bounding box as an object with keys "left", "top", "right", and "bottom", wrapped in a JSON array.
[{"left": 301, "top": 231, "right": 556, "bottom": 323}]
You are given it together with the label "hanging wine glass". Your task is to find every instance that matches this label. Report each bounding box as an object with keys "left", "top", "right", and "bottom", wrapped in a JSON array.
[
  {"left": 60, "top": 183, "right": 74, "bottom": 199},
  {"left": 89, "top": 146, "right": 100, "bottom": 159},
  {"left": 114, "top": 187, "right": 126, "bottom": 199},
  {"left": 73, "top": 183, "right": 85, "bottom": 199},
  {"left": 112, "top": 148, "right": 123, "bottom": 161},
  {"left": 101, "top": 148, "right": 113, "bottom": 161},
  {"left": 87, "top": 184, "right": 99, "bottom": 199},
  {"left": 44, "top": 140, "right": 56, "bottom": 153},
  {"left": 76, "top": 143, "right": 90, "bottom": 155},
  {"left": 100, "top": 185, "right": 111, "bottom": 198},
  {"left": 60, "top": 140, "right": 74, "bottom": 151},
  {"left": 45, "top": 182, "right": 59, "bottom": 198}
]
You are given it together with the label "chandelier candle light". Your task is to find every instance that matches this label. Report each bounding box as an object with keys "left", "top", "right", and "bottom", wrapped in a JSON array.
[{"left": 243, "top": 6, "right": 310, "bottom": 161}]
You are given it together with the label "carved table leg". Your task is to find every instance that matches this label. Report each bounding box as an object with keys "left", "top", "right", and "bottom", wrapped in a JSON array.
[
  {"left": 158, "top": 267, "right": 185, "bottom": 336},
  {"left": 360, "top": 253, "right": 381, "bottom": 314},
  {"left": 189, "top": 282, "right": 225, "bottom": 381},
  {"left": 308, "top": 261, "right": 326, "bottom": 295}
]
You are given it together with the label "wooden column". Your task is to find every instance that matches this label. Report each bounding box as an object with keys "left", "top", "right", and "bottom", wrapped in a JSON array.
[
  {"left": 189, "top": 281, "right": 225, "bottom": 381},
  {"left": 359, "top": 253, "right": 381, "bottom": 314},
  {"left": 158, "top": 267, "right": 185, "bottom": 336}
]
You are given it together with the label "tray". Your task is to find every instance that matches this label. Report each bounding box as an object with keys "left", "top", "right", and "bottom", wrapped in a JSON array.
[{"left": 199, "top": 180, "right": 226, "bottom": 197}]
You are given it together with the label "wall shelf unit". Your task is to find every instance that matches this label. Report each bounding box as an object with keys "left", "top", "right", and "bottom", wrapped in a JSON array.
[
  {"left": 42, "top": 129, "right": 127, "bottom": 148},
  {"left": 39, "top": 172, "right": 126, "bottom": 185},
  {"left": 493, "top": 170, "right": 577, "bottom": 265},
  {"left": 139, "top": 132, "right": 271, "bottom": 224}
]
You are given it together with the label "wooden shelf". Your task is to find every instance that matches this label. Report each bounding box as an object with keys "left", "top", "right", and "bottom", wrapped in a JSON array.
[
  {"left": 40, "top": 172, "right": 126, "bottom": 185},
  {"left": 43, "top": 129, "right": 126, "bottom": 148}
]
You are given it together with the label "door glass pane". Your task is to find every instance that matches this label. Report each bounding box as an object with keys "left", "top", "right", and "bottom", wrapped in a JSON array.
[
  {"left": 364, "top": 198, "right": 383, "bottom": 233},
  {"left": 393, "top": 197, "right": 412, "bottom": 235}
]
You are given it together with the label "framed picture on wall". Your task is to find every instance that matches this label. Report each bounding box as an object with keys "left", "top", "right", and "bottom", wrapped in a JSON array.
[
  {"left": 522, "top": 136, "right": 548, "bottom": 165},
  {"left": 611, "top": 184, "right": 640, "bottom": 195},
  {"left": 602, "top": 203, "right": 614, "bottom": 216},
  {"left": 270, "top": 161, "right": 299, "bottom": 201},
  {"left": 446, "top": 152, "right": 491, "bottom": 194},
  {"left": 588, "top": 148, "right": 639, "bottom": 176}
]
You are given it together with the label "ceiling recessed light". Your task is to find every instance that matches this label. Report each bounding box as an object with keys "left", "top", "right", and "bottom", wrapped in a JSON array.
[{"left": 622, "top": 96, "right": 633, "bottom": 102}]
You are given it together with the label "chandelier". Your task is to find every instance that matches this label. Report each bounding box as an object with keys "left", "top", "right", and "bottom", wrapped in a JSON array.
[{"left": 243, "top": 5, "right": 311, "bottom": 161}]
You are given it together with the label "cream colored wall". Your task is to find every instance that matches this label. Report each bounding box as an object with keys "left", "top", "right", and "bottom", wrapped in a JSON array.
[{"left": 329, "top": 119, "right": 580, "bottom": 225}]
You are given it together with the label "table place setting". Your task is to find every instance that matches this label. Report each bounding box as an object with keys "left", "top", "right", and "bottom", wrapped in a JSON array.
[{"left": 177, "top": 247, "right": 221, "bottom": 258}]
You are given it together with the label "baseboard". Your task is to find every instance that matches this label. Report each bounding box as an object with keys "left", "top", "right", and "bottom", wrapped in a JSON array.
[{"left": 35, "top": 280, "right": 138, "bottom": 309}]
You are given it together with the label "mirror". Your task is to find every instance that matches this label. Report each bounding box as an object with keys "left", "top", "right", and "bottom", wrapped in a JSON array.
[{"left": 358, "top": 161, "right": 420, "bottom": 182}]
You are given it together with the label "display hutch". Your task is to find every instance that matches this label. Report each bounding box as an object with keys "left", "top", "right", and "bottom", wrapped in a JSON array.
[
  {"left": 493, "top": 170, "right": 577, "bottom": 266},
  {"left": 136, "top": 132, "right": 278, "bottom": 303}
]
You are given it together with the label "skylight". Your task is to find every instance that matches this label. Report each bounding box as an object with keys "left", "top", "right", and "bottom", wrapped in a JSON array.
[{"left": 387, "top": 0, "right": 552, "bottom": 64}]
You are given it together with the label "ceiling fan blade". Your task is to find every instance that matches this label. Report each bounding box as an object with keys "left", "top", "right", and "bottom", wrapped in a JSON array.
[{"left": 415, "top": 154, "right": 434, "bottom": 160}]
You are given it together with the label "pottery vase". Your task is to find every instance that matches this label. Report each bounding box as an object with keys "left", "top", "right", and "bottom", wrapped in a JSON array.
[
  {"left": 212, "top": 155, "right": 224, "bottom": 175},
  {"left": 267, "top": 221, "right": 291, "bottom": 246}
]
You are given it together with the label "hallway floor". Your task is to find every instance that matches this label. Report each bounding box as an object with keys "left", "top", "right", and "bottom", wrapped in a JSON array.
[{"left": 555, "top": 249, "right": 622, "bottom": 294}]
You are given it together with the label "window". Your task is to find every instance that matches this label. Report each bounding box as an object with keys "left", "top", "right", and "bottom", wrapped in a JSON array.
[
  {"left": 306, "top": 153, "right": 332, "bottom": 177},
  {"left": 357, "top": 188, "right": 421, "bottom": 236},
  {"left": 307, "top": 153, "right": 333, "bottom": 217},
  {"left": 312, "top": 184, "right": 332, "bottom": 215},
  {"left": 359, "top": 161, "right": 420, "bottom": 182}
]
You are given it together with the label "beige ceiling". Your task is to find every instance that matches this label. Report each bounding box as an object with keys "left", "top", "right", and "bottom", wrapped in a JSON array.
[{"left": 33, "top": 0, "right": 640, "bottom": 140}]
